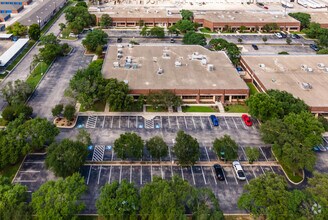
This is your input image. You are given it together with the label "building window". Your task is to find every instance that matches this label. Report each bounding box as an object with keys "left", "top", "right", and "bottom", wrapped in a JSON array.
[
  {"left": 231, "top": 96, "right": 246, "bottom": 100},
  {"left": 182, "top": 96, "right": 196, "bottom": 100},
  {"left": 200, "top": 95, "right": 213, "bottom": 100}
]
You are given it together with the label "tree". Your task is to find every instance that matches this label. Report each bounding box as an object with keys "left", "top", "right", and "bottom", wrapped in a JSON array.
[
  {"left": 182, "top": 31, "right": 206, "bottom": 46},
  {"left": 245, "top": 147, "right": 260, "bottom": 164},
  {"left": 238, "top": 173, "right": 294, "bottom": 219},
  {"left": 237, "top": 38, "right": 242, "bottom": 44},
  {"left": 75, "top": 1, "right": 87, "bottom": 7},
  {"left": 32, "top": 173, "right": 87, "bottom": 220},
  {"left": 0, "top": 177, "right": 31, "bottom": 220},
  {"left": 174, "top": 20, "right": 195, "bottom": 33},
  {"left": 82, "top": 29, "right": 108, "bottom": 52},
  {"left": 96, "top": 180, "right": 140, "bottom": 219},
  {"left": 28, "top": 23, "right": 41, "bottom": 41},
  {"left": 1, "top": 80, "right": 33, "bottom": 106},
  {"left": 76, "top": 129, "right": 92, "bottom": 146},
  {"left": 136, "top": 95, "right": 144, "bottom": 111},
  {"left": 1, "top": 106, "right": 16, "bottom": 121},
  {"left": 239, "top": 26, "right": 247, "bottom": 33},
  {"left": 213, "top": 135, "right": 238, "bottom": 161},
  {"left": 307, "top": 172, "right": 328, "bottom": 210},
  {"left": 2, "top": 104, "right": 33, "bottom": 121},
  {"left": 288, "top": 12, "right": 311, "bottom": 29},
  {"left": 180, "top": 9, "right": 193, "bottom": 20},
  {"left": 106, "top": 78, "right": 133, "bottom": 111},
  {"left": 209, "top": 38, "right": 240, "bottom": 65},
  {"left": 304, "top": 22, "right": 322, "bottom": 39},
  {"left": 65, "top": 5, "right": 94, "bottom": 33},
  {"left": 95, "top": 45, "right": 103, "bottom": 56},
  {"left": 46, "top": 139, "right": 88, "bottom": 177},
  {"left": 51, "top": 104, "right": 63, "bottom": 117},
  {"left": 262, "top": 36, "right": 268, "bottom": 44},
  {"left": 99, "top": 14, "right": 112, "bottom": 28},
  {"left": 147, "top": 90, "right": 182, "bottom": 110},
  {"left": 286, "top": 37, "right": 292, "bottom": 45},
  {"left": 6, "top": 22, "right": 27, "bottom": 36},
  {"left": 318, "top": 116, "right": 328, "bottom": 131},
  {"left": 173, "top": 130, "right": 200, "bottom": 165},
  {"left": 114, "top": 132, "right": 144, "bottom": 160},
  {"left": 63, "top": 104, "right": 76, "bottom": 121},
  {"left": 59, "top": 23, "right": 66, "bottom": 31},
  {"left": 146, "top": 136, "right": 168, "bottom": 160},
  {"left": 262, "top": 23, "right": 279, "bottom": 33},
  {"left": 148, "top": 26, "right": 165, "bottom": 38},
  {"left": 39, "top": 33, "right": 59, "bottom": 45},
  {"left": 140, "top": 26, "right": 148, "bottom": 37}
]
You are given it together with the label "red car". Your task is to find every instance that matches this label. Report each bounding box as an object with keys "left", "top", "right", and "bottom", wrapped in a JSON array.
[
  {"left": 242, "top": 114, "right": 253, "bottom": 126},
  {"left": 264, "top": 6, "right": 269, "bottom": 9}
]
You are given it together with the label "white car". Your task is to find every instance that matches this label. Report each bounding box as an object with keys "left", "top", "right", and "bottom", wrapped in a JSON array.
[
  {"left": 233, "top": 161, "right": 246, "bottom": 181},
  {"left": 274, "top": 32, "right": 283, "bottom": 39}
]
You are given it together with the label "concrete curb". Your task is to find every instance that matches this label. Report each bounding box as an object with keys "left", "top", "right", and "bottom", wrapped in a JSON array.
[
  {"left": 53, "top": 116, "right": 77, "bottom": 129},
  {"left": 271, "top": 148, "right": 305, "bottom": 185}
]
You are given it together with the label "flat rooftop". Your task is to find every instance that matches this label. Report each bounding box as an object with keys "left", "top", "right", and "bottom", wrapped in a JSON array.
[
  {"left": 90, "top": 7, "right": 181, "bottom": 19},
  {"left": 242, "top": 55, "right": 328, "bottom": 108},
  {"left": 103, "top": 45, "right": 248, "bottom": 91},
  {"left": 194, "top": 10, "right": 299, "bottom": 24},
  {"left": 309, "top": 12, "right": 328, "bottom": 25}
]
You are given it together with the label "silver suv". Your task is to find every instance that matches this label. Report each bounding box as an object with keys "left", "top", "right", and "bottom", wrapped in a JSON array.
[{"left": 233, "top": 161, "right": 246, "bottom": 181}]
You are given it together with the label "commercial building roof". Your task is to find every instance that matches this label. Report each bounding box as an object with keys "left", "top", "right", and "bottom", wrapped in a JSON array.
[
  {"left": 90, "top": 7, "right": 181, "bottom": 19},
  {"left": 102, "top": 45, "right": 248, "bottom": 91},
  {"left": 0, "top": 4, "right": 22, "bottom": 10},
  {"left": 0, "top": 33, "right": 12, "bottom": 38},
  {"left": 309, "top": 12, "right": 328, "bottom": 27},
  {"left": 194, "top": 10, "right": 299, "bottom": 24},
  {"left": 242, "top": 55, "right": 328, "bottom": 110},
  {"left": 18, "top": 0, "right": 66, "bottom": 26},
  {"left": 0, "top": 38, "right": 28, "bottom": 66},
  {"left": 0, "top": 0, "right": 29, "bottom": 2},
  {"left": 0, "top": 13, "right": 10, "bottom": 19}
]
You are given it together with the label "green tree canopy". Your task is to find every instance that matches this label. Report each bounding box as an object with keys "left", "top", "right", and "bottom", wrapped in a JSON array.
[
  {"left": 6, "top": 22, "right": 27, "bottom": 36},
  {"left": 147, "top": 90, "right": 182, "bottom": 109},
  {"left": 208, "top": 38, "right": 240, "bottom": 65},
  {"left": 82, "top": 29, "right": 108, "bottom": 52},
  {"left": 51, "top": 104, "right": 63, "bottom": 117},
  {"left": 174, "top": 20, "right": 195, "bottom": 33},
  {"left": 100, "top": 14, "right": 112, "bottom": 28},
  {"left": 96, "top": 180, "right": 140, "bottom": 219},
  {"left": 307, "top": 172, "right": 328, "bottom": 207},
  {"left": 182, "top": 31, "right": 206, "bottom": 46},
  {"left": 76, "top": 129, "right": 92, "bottom": 146},
  {"left": 45, "top": 139, "right": 88, "bottom": 177},
  {"left": 2, "top": 104, "right": 33, "bottom": 122},
  {"left": 245, "top": 147, "right": 260, "bottom": 164},
  {"left": 106, "top": 78, "right": 133, "bottom": 111},
  {"left": 31, "top": 173, "right": 87, "bottom": 220},
  {"left": 114, "top": 132, "right": 144, "bottom": 160},
  {"left": 1, "top": 79, "right": 33, "bottom": 106},
  {"left": 180, "top": 9, "right": 193, "bottom": 20},
  {"left": 213, "top": 135, "right": 238, "bottom": 161},
  {"left": 288, "top": 12, "right": 311, "bottom": 29},
  {"left": 0, "top": 177, "right": 31, "bottom": 220},
  {"left": 39, "top": 33, "right": 59, "bottom": 45},
  {"left": 63, "top": 104, "right": 76, "bottom": 121},
  {"left": 148, "top": 26, "right": 165, "bottom": 38},
  {"left": 146, "top": 136, "right": 168, "bottom": 160},
  {"left": 262, "top": 23, "right": 279, "bottom": 33},
  {"left": 173, "top": 130, "right": 200, "bottom": 165},
  {"left": 28, "top": 23, "right": 41, "bottom": 41},
  {"left": 65, "top": 5, "right": 94, "bottom": 33}
]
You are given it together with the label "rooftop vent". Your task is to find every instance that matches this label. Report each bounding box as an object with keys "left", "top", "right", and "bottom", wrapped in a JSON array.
[
  {"left": 128, "top": 44, "right": 133, "bottom": 48},
  {"left": 162, "top": 52, "right": 170, "bottom": 58},
  {"left": 301, "top": 64, "right": 313, "bottom": 72},
  {"left": 325, "top": 67, "right": 328, "bottom": 72},
  {"left": 153, "top": 57, "right": 157, "bottom": 62},
  {"left": 117, "top": 48, "right": 123, "bottom": 53},
  {"left": 175, "top": 61, "right": 182, "bottom": 67},
  {"left": 117, "top": 53, "right": 123, "bottom": 59},
  {"left": 113, "top": 62, "right": 119, "bottom": 68},
  {"left": 192, "top": 52, "right": 204, "bottom": 60},
  {"left": 300, "top": 82, "right": 312, "bottom": 90},
  {"left": 126, "top": 56, "right": 132, "bottom": 63},
  {"left": 157, "top": 68, "right": 164, "bottom": 75},
  {"left": 201, "top": 58, "right": 207, "bottom": 65},
  {"left": 207, "top": 64, "right": 214, "bottom": 71},
  {"left": 117, "top": 44, "right": 124, "bottom": 48},
  {"left": 317, "top": 63, "right": 325, "bottom": 69},
  {"left": 259, "top": 64, "right": 265, "bottom": 68}
]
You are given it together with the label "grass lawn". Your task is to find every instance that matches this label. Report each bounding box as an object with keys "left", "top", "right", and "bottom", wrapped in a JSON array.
[
  {"left": 26, "top": 62, "right": 49, "bottom": 89},
  {"left": 80, "top": 101, "right": 106, "bottom": 112},
  {"left": 225, "top": 104, "right": 249, "bottom": 113},
  {"left": 182, "top": 106, "right": 216, "bottom": 112},
  {"left": 146, "top": 106, "right": 168, "bottom": 112},
  {"left": 0, "top": 161, "right": 22, "bottom": 181},
  {"left": 200, "top": 28, "right": 216, "bottom": 34},
  {"left": 246, "top": 82, "right": 259, "bottom": 96},
  {"left": 224, "top": 215, "right": 252, "bottom": 220}
]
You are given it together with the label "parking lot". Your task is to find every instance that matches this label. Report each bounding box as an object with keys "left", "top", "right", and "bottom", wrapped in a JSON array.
[{"left": 14, "top": 154, "right": 284, "bottom": 214}]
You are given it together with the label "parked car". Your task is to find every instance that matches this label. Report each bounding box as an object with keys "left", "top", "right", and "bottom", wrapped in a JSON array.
[
  {"left": 257, "top": 2, "right": 264, "bottom": 6},
  {"left": 213, "top": 164, "right": 225, "bottom": 181},
  {"left": 318, "top": 145, "right": 327, "bottom": 152},
  {"left": 310, "top": 44, "right": 319, "bottom": 51},
  {"left": 236, "top": 67, "right": 243, "bottom": 72},
  {"left": 251, "top": 44, "right": 259, "bottom": 50},
  {"left": 170, "top": 38, "right": 175, "bottom": 43},
  {"left": 264, "top": 6, "right": 269, "bottom": 9},
  {"left": 233, "top": 161, "right": 246, "bottom": 181},
  {"left": 280, "top": 32, "right": 287, "bottom": 38},
  {"left": 241, "top": 114, "right": 253, "bottom": 126},
  {"left": 274, "top": 32, "right": 283, "bottom": 39},
  {"left": 210, "top": 115, "right": 219, "bottom": 126},
  {"left": 117, "top": 37, "right": 122, "bottom": 43},
  {"left": 291, "top": 33, "right": 300, "bottom": 39},
  {"left": 313, "top": 146, "right": 321, "bottom": 152}
]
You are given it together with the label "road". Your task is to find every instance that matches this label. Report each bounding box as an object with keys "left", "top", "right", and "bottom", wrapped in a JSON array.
[
  {"left": 0, "top": 12, "right": 66, "bottom": 111},
  {"left": 27, "top": 40, "right": 93, "bottom": 119}
]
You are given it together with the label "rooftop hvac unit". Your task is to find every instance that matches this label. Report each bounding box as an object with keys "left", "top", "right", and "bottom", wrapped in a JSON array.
[
  {"left": 175, "top": 61, "right": 182, "bottom": 67},
  {"left": 113, "top": 62, "right": 119, "bottom": 68},
  {"left": 132, "top": 63, "right": 138, "bottom": 69},
  {"left": 259, "top": 64, "right": 265, "bottom": 68},
  {"left": 317, "top": 63, "right": 325, "bottom": 69},
  {"left": 117, "top": 53, "right": 123, "bottom": 58},
  {"left": 123, "top": 80, "right": 129, "bottom": 84},
  {"left": 117, "top": 44, "right": 124, "bottom": 48},
  {"left": 201, "top": 58, "right": 207, "bottom": 65},
  {"left": 128, "top": 44, "right": 133, "bottom": 48},
  {"left": 162, "top": 53, "right": 170, "bottom": 58},
  {"left": 192, "top": 52, "right": 203, "bottom": 60},
  {"left": 117, "top": 48, "right": 123, "bottom": 53},
  {"left": 157, "top": 68, "right": 164, "bottom": 75},
  {"left": 325, "top": 67, "right": 328, "bottom": 72},
  {"left": 301, "top": 64, "right": 308, "bottom": 71},
  {"left": 167, "top": 10, "right": 172, "bottom": 15},
  {"left": 307, "top": 67, "right": 313, "bottom": 72},
  {"left": 300, "top": 82, "right": 312, "bottom": 90},
  {"left": 126, "top": 56, "right": 132, "bottom": 63},
  {"left": 207, "top": 64, "right": 214, "bottom": 71}
]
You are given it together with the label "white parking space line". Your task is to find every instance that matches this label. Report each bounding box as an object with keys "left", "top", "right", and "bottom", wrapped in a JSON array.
[
  {"left": 222, "top": 169, "right": 228, "bottom": 185},
  {"left": 151, "top": 165, "right": 153, "bottom": 182},
  {"left": 110, "top": 116, "right": 114, "bottom": 128},
  {"left": 270, "top": 166, "right": 275, "bottom": 173},
  {"left": 208, "top": 117, "right": 213, "bottom": 129},
  {"left": 223, "top": 116, "right": 230, "bottom": 130},
  {"left": 251, "top": 166, "right": 257, "bottom": 178},
  {"left": 136, "top": 117, "right": 138, "bottom": 128},
  {"left": 15, "top": 180, "right": 37, "bottom": 183},
  {"left": 200, "top": 116, "right": 204, "bottom": 129},
  {"left": 211, "top": 167, "right": 217, "bottom": 185},
  {"left": 192, "top": 116, "right": 196, "bottom": 129},
  {"left": 24, "top": 161, "right": 44, "bottom": 164},
  {"left": 184, "top": 116, "right": 188, "bottom": 129},
  {"left": 111, "top": 148, "right": 114, "bottom": 161},
  {"left": 168, "top": 146, "right": 172, "bottom": 161},
  {"left": 190, "top": 166, "right": 196, "bottom": 185},
  {"left": 19, "top": 170, "right": 40, "bottom": 173},
  {"left": 171, "top": 166, "right": 173, "bottom": 178},
  {"left": 119, "top": 116, "right": 121, "bottom": 129},
  {"left": 102, "top": 117, "right": 105, "bottom": 128},
  {"left": 168, "top": 116, "right": 171, "bottom": 128},
  {"left": 231, "top": 117, "right": 238, "bottom": 129},
  {"left": 160, "top": 116, "right": 163, "bottom": 128},
  {"left": 204, "top": 145, "right": 210, "bottom": 161},
  {"left": 161, "top": 165, "right": 164, "bottom": 179},
  {"left": 239, "top": 117, "right": 247, "bottom": 129},
  {"left": 108, "top": 166, "right": 112, "bottom": 183},
  {"left": 128, "top": 116, "right": 130, "bottom": 128},
  {"left": 130, "top": 165, "right": 132, "bottom": 183},
  {"left": 140, "top": 166, "right": 142, "bottom": 185},
  {"left": 240, "top": 146, "right": 248, "bottom": 161},
  {"left": 181, "top": 167, "right": 184, "bottom": 180},
  {"left": 260, "top": 166, "right": 266, "bottom": 175},
  {"left": 176, "top": 116, "right": 180, "bottom": 129},
  {"left": 87, "top": 166, "right": 92, "bottom": 185},
  {"left": 231, "top": 168, "right": 239, "bottom": 184},
  {"left": 201, "top": 166, "right": 207, "bottom": 185},
  {"left": 97, "top": 166, "right": 102, "bottom": 184},
  {"left": 245, "top": 172, "right": 249, "bottom": 184},
  {"left": 259, "top": 147, "right": 268, "bottom": 161},
  {"left": 119, "top": 165, "right": 122, "bottom": 183}
]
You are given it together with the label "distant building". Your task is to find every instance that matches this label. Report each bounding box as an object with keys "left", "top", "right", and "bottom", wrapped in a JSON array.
[
  {"left": 0, "top": 13, "right": 10, "bottom": 21},
  {"left": 241, "top": 55, "right": 328, "bottom": 113},
  {"left": 0, "top": 3, "right": 23, "bottom": 13},
  {"left": 19, "top": 0, "right": 67, "bottom": 27},
  {"left": 103, "top": 45, "right": 249, "bottom": 104},
  {"left": 309, "top": 12, "right": 328, "bottom": 29},
  {"left": 0, "top": 0, "right": 32, "bottom": 6}
]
